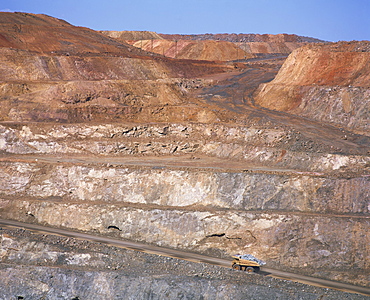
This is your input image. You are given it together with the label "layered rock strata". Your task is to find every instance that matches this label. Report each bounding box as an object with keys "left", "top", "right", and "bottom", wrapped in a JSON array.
[
  {"left": 129, "top": 39, "right": 256, "bottom": 61},
  {"left": 100, "top": 32, "right": 324, "bottom": 61},
  {"left": 158, "top": 33, "right": 324, "bottom": 56},
  {"left": 1, "top": 228, "right": 365, "bottom": 300},
  {"left": 1, "top": 123, "right": 370, "bottom": 173},
  {"left": 255, "top": 42, "right": 370, "bottom": 135},
  {"left": 1, "top": 122, "right": 369, "bottom": 287},
  {"left": 1, "top": 12, "right": 370, "bottom": 297},
  {"left": 1, "top": 161, "right": 369, "bottom": 287},
  {"left": 0, "top": 12, "right": 231, "bottom": 123}
]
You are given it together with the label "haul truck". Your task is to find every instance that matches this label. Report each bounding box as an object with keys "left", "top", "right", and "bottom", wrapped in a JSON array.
[{"left": 231, "top": 254, "right": 265, "bottom": 273}]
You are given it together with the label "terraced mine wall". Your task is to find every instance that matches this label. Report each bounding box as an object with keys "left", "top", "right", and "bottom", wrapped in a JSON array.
[
  {"left": 1, "top": 12, "right": 369, "bottom": 298},
  {"left": 130, "top": 39, "right": 256, "bottom": 61},
  {"left": 103, "top": 32, "right": 324, "bottom": 61},
  {"left": 1, "top": 123, "right": 369, "bottom": 287},
  {"left": 2, "top": 123, "right": 370, "bottom": 172},
  {"left": 2, "top": 229, "right": 364, "bottom": 300},
  {"left": 255, "top": 42, "right": 370, "bottom": 135}
]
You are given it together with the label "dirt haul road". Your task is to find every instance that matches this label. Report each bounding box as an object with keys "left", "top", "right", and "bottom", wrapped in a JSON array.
[{"left": 1, "top": 218, "right": 369, "bottom": 297}]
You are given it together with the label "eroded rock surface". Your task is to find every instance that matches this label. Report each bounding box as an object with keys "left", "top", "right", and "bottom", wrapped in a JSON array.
[
  {"left": 2, "top": 228, "right": 366, "bottom": 300},
  {"left": 0, "top": 12, "right": 230, "bottom": 123},
  {"left": 112, "top": 32, "right": 323, "bottom": 61},
  {"left": 0, "top": 12, "right": 370, "bottom": 298},
  {"left": 255, "top": 42, "right": 370, "bottom": 135},
  {"left": 130, "top": 39, "right": 256, "bottom": 61}
]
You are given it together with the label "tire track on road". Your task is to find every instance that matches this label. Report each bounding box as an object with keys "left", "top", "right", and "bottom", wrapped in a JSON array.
[{"left": 1, "top": 218, "right": 369, "bottom": 296}]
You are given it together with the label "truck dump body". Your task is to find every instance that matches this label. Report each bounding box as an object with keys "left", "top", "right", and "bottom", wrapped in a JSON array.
[{"left": 232, "top": 254, "right": 265, "bottom": 273}]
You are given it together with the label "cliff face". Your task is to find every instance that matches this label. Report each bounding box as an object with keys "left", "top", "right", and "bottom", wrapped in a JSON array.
[
  {"left": 255, "top": 42, "right": 370, "bottom": 135},
  {"left": 1, "top": 161, "right": 369, "bottom": 287},
  {"left": 1, "top": 123, "right": 369, "bottom": 288},
  {"left": 0, "top": 12, "right": 370, "bottom": 298}
]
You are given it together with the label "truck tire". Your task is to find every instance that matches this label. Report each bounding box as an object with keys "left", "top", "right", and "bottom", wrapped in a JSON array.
[
  {"left": 232, "top": 263, "right": 239, "bottom": 270},
  {"left": 246, "top": 267, "right": 254, "bottom": 273}
]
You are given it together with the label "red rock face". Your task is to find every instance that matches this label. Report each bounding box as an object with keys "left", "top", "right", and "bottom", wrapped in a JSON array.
[
  {"left": 0, "top": 12, "right": 230, "bottom": 123},
  {"left": 255, "top": 42, "right": 370, "bottom": 134},
  {"left": 266, "top": 43, "right": 370, "bottom": 87},
  {"left": 129, "top": 39, "right": 256, "bottom": 61},
  {"left": 118, "top": 32, "right": 321, "bottom": 59}
]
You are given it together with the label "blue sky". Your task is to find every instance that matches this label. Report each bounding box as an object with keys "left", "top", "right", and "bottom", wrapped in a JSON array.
[{"left": 1, "top": 0, "right": 369, "bottom": 42}]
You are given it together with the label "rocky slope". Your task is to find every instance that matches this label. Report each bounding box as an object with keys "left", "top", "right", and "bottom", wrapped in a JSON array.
[
  {"left": 160, "top": 33, "right": 324, "bottom": 55},
  {"left": 130, "top": 39, "right": 256, "bottom": 61},
  {"left": 0, "top": 12, "right": 369, "bottom": 299},
  {"left": 160, "top": 33, "right": 324, "bottom": 57},
  {"left": 0, "top": 12, "right": 231, "bottom": 123},
  {"left": 0, "top": 12, "right": 142, "bottom": 55},
  {"left": 1, "top": 122, "right": 369, "bottom": 289},
  {"left": 2, "top": 228, "right": 367, "bottom": 300},
  {"left": 101, "top": 31, "right": 323, "bottom": 61},
  {"left": 255, "top": 42, "right": 370, "bottom": 135},
  {"left": 100, "top": 30, "right": 163, "bottom": 41}
]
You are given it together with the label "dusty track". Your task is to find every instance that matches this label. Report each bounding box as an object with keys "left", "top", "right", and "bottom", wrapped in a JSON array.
[
  {"left": 0, "top": 154, "right": 324, "bottom": 176},
  {"left": 196, "top": 63, "right": 370, "bottom": 156},
  {"left": 0, "top": 218, "right": 369, "bottom": 296}
]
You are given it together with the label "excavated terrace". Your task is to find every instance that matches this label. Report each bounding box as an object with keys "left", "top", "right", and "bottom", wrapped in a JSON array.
[{"left": 0, "top": 12, "right": 369, "bottom": 299}]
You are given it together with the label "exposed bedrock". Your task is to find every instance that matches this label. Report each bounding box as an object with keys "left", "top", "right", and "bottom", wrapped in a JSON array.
[
  {"left": 0, "top": 77, "right": 218, "bottom": 123},
  {"left": 1, "top": 199, "right": 369, "bottom": 287},
  {"left": 255, "top": 42, "right": 370, "bottom": 135},
  {"left": 2, "top": 123, "right": 370, "bottom": 173},
  {"left": 1, "top": 161, "right": 369, "bottom": 286},
  {"left": 1, "top": 228, "right": 366, "bottom": 299},
  {"left": 130, "top": 39, "right": 256, "bottom": 61},
  {"left": 101, "top": 31, "right": 323, "bottom": 61},
  {"left": 129, "top": 39, "right": 310, "bottom": 60},
  {"left": 0, "top": 49, "right": 160, "bottom": 81},
  {"left": 0, "top": 48, "right": 226, "bottom": 82},
  {"left": 1, "top": 162, "right": 369, "bottom": 215},
  {"left": 1, "top": 264, "right": 362, "bottom": 300}
]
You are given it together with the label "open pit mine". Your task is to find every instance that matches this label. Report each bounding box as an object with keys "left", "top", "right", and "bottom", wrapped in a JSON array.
[{"left": 0, "top": 12, "right": 369, "bottom": 299}]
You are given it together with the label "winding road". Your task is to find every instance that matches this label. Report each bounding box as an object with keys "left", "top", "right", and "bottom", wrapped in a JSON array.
[{"left": 1, "top": 218, "right": 369, "bottom": 296}]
